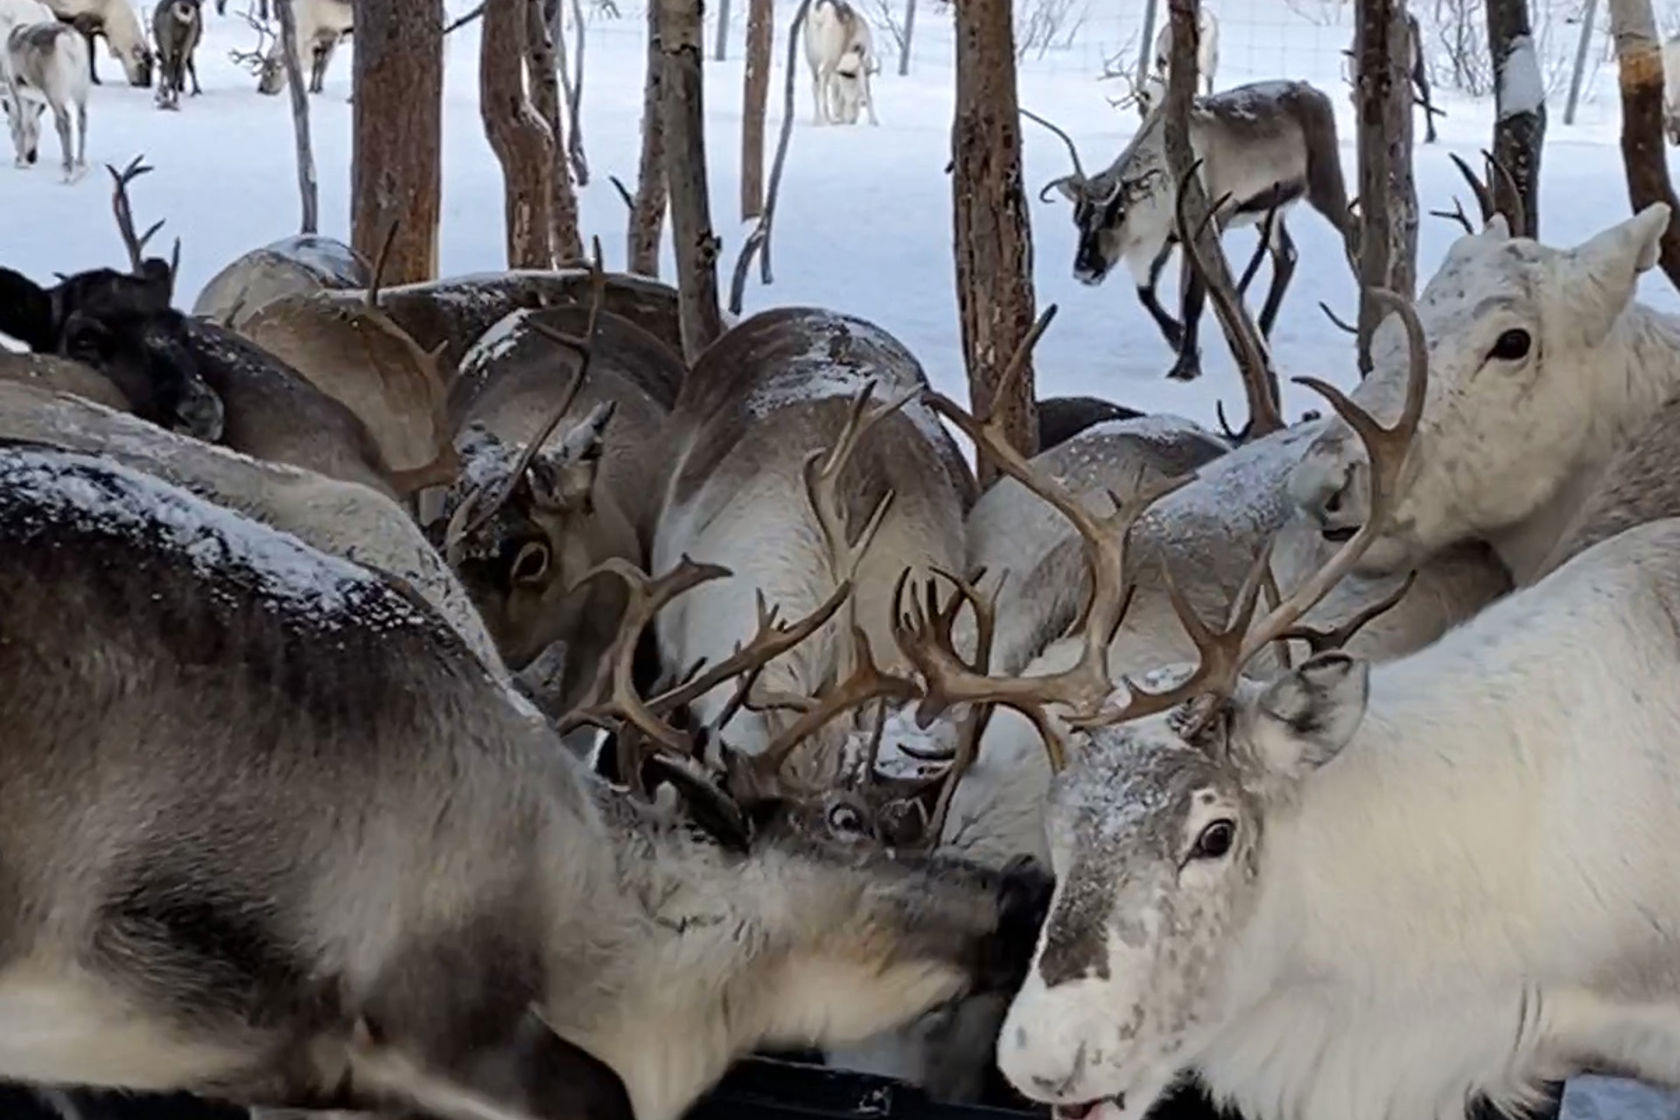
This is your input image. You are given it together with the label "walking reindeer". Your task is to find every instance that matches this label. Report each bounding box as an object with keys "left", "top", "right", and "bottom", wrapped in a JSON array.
[
  {"left": 1028, "top": 80, "right": 1357, "bottom": 381},
  {"left": 804, "top": 0, "right": 877, "bottom": 126},
  {"left": 1, "top": 17, "right": 87, "bottom": 179}
]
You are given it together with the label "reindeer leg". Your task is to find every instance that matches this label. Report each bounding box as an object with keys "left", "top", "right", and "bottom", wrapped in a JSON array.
[
  {"left": 84, "top": 30, "right": 100, "bottom": 85},
  {"left": 1166, "top": 248, "right": 1206, "bottom": 382},
  {"left": 189, "top": 55, "right": 201, "bottom": 95},
  {"left": 74, "top": 99, "right": 85, "bottom": 171},
  {"left": 1255, "top": 219, "right": 1296, "bottom": 339},
  {"left": 52, "top": 102, "right": 73, "bottom": 181},
  {"left": 1135, "top": 240, "right": 1184, "bottom": 349}
]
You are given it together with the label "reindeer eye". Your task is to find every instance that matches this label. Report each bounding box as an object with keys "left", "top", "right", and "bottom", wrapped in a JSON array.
[
  {"left": 1488, "top": 328, "right": 1531, "bottom": 362},
  {"left": 509, "top": 541, "right": 551, "bottom": 586},
  {"left": 1191, "top": 819, "right": 1235, "bottom": 860},
  {"left": 826, "top": 803, "right": 866, "bottom": 837}
]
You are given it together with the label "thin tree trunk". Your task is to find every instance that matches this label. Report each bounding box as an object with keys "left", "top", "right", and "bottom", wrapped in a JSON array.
[
  {"left": 482, "top": 0, "right": 556, "bottom": 268},
  {"left": 625, "top": 0, "right": 669, "bottom": 276},
  {"left": 566, "top": 0, "right": 590, "bottom": 185},
  {"left": 713, "top": 0, "right": 731, "bottom": 58},
  {"left": 1608, "top": 0, "right": 1680, "bottom": 289},
  {"left": 1353, "top": 0, "right": 1418, "bottom": 373},
  {"left": 527, "top": 0, "right": 582, "bottom": 261},
  {"left": 740, "top": 0, "right": 773, "bottom": 220},
  {"left": 351, "top": 0, "right": 442, "bottom": 283},
  {"left": 1487, "top": 0, "right": 1545, "bottom": 237},
  {"left": 898, "top": 0, "right": 916, "bottom": 75},
  {"left": 661, "top": 0, "right": 724, "bottom": 360},
  {"left": 952, "top": 0, "right": 1037, "bottom": 483},
  {"left": 276, "top": 0, "right": 317, "bottom": 234}
]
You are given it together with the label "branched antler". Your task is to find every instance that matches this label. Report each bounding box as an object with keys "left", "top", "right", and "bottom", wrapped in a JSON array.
[{"left": 106, "top": 156, "right": 179, "bottom": 299}]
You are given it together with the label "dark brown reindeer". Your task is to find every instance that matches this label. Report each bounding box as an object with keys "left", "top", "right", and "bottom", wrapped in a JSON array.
[{"left": 0, "top": 436, "right": 1051, "bottom": 1120}]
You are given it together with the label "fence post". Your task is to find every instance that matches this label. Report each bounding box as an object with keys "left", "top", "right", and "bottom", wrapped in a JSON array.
[{"left": 1565, "top": 0, "right": 1599, "bottom": 124}]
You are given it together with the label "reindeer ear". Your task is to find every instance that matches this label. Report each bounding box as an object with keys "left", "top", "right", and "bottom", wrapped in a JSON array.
[
  {"left": 0, "top": 267, "right": 55, "bottom": 352},
  {"left": 1562, "top": 203, "right": 1671, "bottom": 346},
  {"left": 1246, "top": 652, "right": 1368, "bottom": 781},
  {"left": 528, "top": 400, "right": 616, "bottom": 514}
]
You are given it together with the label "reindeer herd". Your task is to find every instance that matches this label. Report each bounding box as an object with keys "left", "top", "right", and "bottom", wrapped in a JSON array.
[{"left": 0, "top": 0, "right": 349, "bottom": 178}]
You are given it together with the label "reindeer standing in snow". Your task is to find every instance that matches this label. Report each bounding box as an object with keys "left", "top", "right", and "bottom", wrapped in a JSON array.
[
  {"left": 37, "top": 0, "right": 150, "bottom": 85},
  {"left": 1, "top": 18, "right": 88, "bottom": 180},
  {"left": 1127, "top": 6, "right": 1219, "bottom": 115},
  {"left": 232, "top": 0, "right": 352, "bottom": 95},
  {"left": 150, "top": 0, "right": 201, "bottom": 108},
  {"left": 804, "top": 0, "right": 878, "bottom": 126}
]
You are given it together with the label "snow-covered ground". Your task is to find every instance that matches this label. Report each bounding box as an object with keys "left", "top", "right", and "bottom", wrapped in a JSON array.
[{"left": 5, "top": 0, "right": 1677, "bottom": 434}]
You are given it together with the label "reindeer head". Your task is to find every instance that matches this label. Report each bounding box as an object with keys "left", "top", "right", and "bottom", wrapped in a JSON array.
[
  {"left": 1289, "top": 158, "right": 1672, "bottom": 578},
  {"left": 894, "top": 292, "right": 1426, "bottom": 1120},
  {"left": 2, "top": 90, "right": 45, "bottom": 167},
  {"left": 1024, "top": 110, "right": 1167, "bottom": 287},
  {"left": 230, "top": 14, "right": 284, "bottom": 93},
  {"left": 57, "top": 305, "right": 224, "bottom": 441}
]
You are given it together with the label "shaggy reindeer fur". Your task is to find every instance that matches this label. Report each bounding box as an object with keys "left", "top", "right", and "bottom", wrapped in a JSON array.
[
  {"left": 314, "top": 269, "right": 687, "bottom": 371},
  {"left": 0, "top": 441, "right": 1050, "bottom": 1120},
  {"left": 999, "top": 516, "right": 1680, "bottom": 1120},
  {"left": 192, "top": 235, "right": 371, "bottom": 330},
  {"left": 432, "top": 305, "right": 682, "bottom": 696},
  {"left": 0, "top": 378, "right": 506, "bottom": 676},
  {"left": 1034, "top": 395, "right": 1146, "bottom": 451},
  {"left": 653, "top": 307, "right": 976, "bottom": 759},
  {"left": 2, "top": 19, "right": 89, "bottom": 179},
  {"left": 39, "top": 0, "right": 149, "bottom": 84},
  {"left": 0, "top": 349, "right": 132, "bottom": 411},
  {"left": 150, "top": 0, "right": 201, "bottom": 109},
  {"left": 1289, "top": 205, "right": 1680, "bottom": 586},
  {"left": 1040, "top": 80, "right": 1354, "bottom": 380}
]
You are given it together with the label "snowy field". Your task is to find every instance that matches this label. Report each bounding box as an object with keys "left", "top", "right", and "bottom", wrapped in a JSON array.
[{"left": 6, "top": 0, "right": 1680, "bottom": 435}]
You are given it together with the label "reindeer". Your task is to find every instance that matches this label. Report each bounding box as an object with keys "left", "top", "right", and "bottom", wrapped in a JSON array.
[
  {"left": 0, "top": 377, "right": 506, "bottom": 677},
  {"left": 231, "top": 0, "right": 351, "bottom": 95},
  {"left": 192, "top": 233, "right": 372, "bottom": 330},
  {"left": 983, "top": 340, "right": 1680, "bottom": 1120},
  {"left": 1289, "top": 176, "right": 1680, "bottom": 587},
  {"left": 804, "top": 0, "right": 877, "bottom": 126},
  {"left": 0, "top": 349, "right": 131, "bottom": 411},
  {"left": 2, "top": 18, "right": 89, "bottom": 180},
  {"left": 235, "top": 228, "right": 460, "bottom": 500},
  {"left": 312, "top": 268, "right": 686, "bottom": 369},
  {"left": 427, "top": 267, "right": 686, "bottom": 710},
  {"left": 651, "top": 307, "right": 976, "bottom": 769},
  {"left": 1034, "top": 395, "right": 1146, "bottom": 450},
  {"left": 149, "top": 0, "right": 200, "bottom": 108},
  {"left": 0, "top": 437, "right": 1052, "bottom": 1120},
  {"left": 1125, "top": 5, "right": 1219, "bottom": 115},
  {"left": 1028, "top": 81, "right": 1357, "bottom": 381},
  {"left": 38, "top": 0, "right": 149, "bottom": 85}
]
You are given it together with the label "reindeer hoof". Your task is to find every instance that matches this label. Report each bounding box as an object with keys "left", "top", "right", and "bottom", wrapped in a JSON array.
[{"left": 1166, "top": 358, "right": 1200, "bottom": 382}]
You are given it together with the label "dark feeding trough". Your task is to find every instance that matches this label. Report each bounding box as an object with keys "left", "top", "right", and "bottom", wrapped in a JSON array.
[{"left": 0, "top": 1055, "right": 1244, "bottom": 1120}]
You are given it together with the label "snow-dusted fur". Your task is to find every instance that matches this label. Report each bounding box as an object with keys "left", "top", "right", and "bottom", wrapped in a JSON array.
[
  {"left": 1665, "top": 36, "right": 1680, "bottom": 146},
  {"left": 37, "top": 0, "right": 149, "bottom": 85},
  {"left": 1289, "top": 204, "right": 1680, "bottom": 587},
  {"left": 0, "top": 377, "right": 507, "bottom": 678},
  {"left": 2, "top": 19, "right": 87, "bottom": 179},
  {"left": 191, "top": 234, "right": 372, "bottom": 329},
  {"left": 254, "top": 0, "right": 351, "bottom": 95},
  {"left": 999, "top": 514, "right": 1680, "bottom": 1120},
  {"left": 652, "top": 307, "right": 974, "bottom": 763},
  {"left": 1136, "top": 6, "right": 1219, "bottom": 114},
  {"left": 803, "top": 0, "right": 876, "bottom": 126}
]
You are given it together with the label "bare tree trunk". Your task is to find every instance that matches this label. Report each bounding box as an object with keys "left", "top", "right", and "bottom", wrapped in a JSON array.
[
  {"left": 351, "top": 0, "right": 442, "bottom": 283},
  {"left": 1487, "top": 0, "right": 1545, "bottom": 236},
  {"left": 566, "top": 0, "right": 591, "bottom": 185},
  {"left": 661, "top": 0, "right": 724, "bottom": 360},
  {"left": 952, "top": 0, "right": 1037, "bottom": 483},
  {"left": 740, "top": 0, "right": 773, "bottom": 220},
  {"left": 482, "top": 0, "right": 556, "bottom": 268},
  {"left": 1353, "top": 0, "right": 1418, "bottom": 373},
  {"left": 1608, "top": 0, "right": 1680, "bottom": 289},
  {"left": 620, "top": 0, "right": 669, "bottom": 277},
  {"left": 898, "top": 0, "right": 915, "bottom": 74},
  {"left": 713, "top": 0, "right": 730, "bottom": 58},
  {"left": 276, "top": 0, "right": 317, "bottom": 234},
  {"left": 527, "top": 0, "right": 583, "bottom": 262}
]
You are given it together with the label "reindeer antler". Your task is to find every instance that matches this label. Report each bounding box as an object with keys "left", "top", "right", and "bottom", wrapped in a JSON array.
[
  {"left": 1445, "top": 149, "right": 1526, "bottom": 236},
  {"left": 228, "top": 9, "right": 275, "bottom": 73},
  {"left": 441, "top": 237, "right": 607, "bottom": 563},
  {"left": 1020, "top": 108, "right": 1089, "bottom": 201},
  {"left": 106, "top": 156, "right": 179, "bottom": 297}
]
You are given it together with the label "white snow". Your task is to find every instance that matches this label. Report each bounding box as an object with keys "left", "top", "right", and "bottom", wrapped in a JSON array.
[{"left": 1498, "top": 35, "right": 1547, "bottom": 120}]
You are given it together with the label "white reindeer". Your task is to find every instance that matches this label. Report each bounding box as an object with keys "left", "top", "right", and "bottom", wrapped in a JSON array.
[
  {"left": 992, "top": 428, "right": 1680, "bottom": 1120},
  {"left": 804, "top": 0, "right": 877, "bottom": 126},
  {"left": 1664, "top": 35, "right": 1680, "bottom": 145},
  {"left": 235, "top": 0, "right": 352, "bottom": 95},
  {"left": 1289, "top": 201, "right": 1680, "bottom": 587},
  {"left": 2, "top": 18, "right": 88, "bottom": 181},
  {"left": 1135, "top": 6, "right": 1219, "bottom": 114},
  {"left": 36, "top": 0, "right": 150, "bottom": 86}
]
